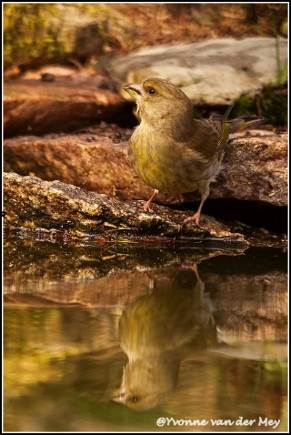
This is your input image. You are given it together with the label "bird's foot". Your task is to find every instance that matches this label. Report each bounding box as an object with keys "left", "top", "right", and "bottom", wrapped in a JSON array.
[
  {"left": 183, "top": 212, "right": 201, "bottom": 226},
  {"left": 143, "top": 189, "right": 159, "bottom": 213},
  {"left": 143, "top": 201, "right": 154, "bottom": 213}
]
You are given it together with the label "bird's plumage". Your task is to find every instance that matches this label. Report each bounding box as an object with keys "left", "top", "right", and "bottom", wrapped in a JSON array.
[{"left": 125, "top": 77, "right": 262, "bottom": 223}]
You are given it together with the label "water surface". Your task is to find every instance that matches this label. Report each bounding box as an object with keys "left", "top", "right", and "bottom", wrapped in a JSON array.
[{"left": 4, "top": 238, "right": 288, "bottom": 431}]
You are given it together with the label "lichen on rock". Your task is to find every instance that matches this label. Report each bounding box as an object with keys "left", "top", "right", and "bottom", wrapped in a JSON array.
[{"left": 4, "top": 172, "right": 248, "bottom": 246}]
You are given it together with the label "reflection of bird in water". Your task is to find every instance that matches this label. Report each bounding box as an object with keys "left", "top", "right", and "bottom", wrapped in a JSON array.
[{"left": 112, "top": 265, "right": 217, "bottom": 411}]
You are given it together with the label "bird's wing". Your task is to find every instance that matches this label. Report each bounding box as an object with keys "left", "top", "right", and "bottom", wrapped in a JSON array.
[
  {"left": 187, "top": 117, "right": 232, "bottom": 162},
  {"left": 183, "top": 108, "right": 263, "bottom": 163}
]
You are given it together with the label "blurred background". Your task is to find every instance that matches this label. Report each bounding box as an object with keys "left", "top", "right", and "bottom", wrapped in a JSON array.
[
  {"left": 4, "top": 3, "right": 288, "bottom": 130},
  {"left": 4, "top": 3, "right": 288, "bottom": 70}
]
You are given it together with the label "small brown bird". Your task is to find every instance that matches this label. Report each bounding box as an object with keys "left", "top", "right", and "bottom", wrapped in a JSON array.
[{"left": 124, "top": 77, "right": 261, "bottom": 225}]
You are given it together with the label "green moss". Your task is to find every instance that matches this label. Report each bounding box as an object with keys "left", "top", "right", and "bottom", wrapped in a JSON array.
[
  {"left": 3, "top": 4, "right": 129, "bottom": 69},
  {"left": 260, "top": 85, "right": 287, "bottom": 125},
  {"left": 4, "top": 4, "right": 70, "bottom": 68},
  {"left": 232, "top": 84, "right": 287, "bottom": 127},
  {"left": 231, "top": 95, "right": 255, "bottom": 118}
]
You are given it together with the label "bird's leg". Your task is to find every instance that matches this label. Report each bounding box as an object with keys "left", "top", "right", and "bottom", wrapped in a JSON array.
[
  {"left": 183, "top": 183, "right": 209, "bottom": 226},
  {"left": 181, "top": 262, "right": 215, "bottom": 326},
  {"left": 143, "top": 189, "right": 159, "bottom": 213},
  {"left": 183, "top": 196, "right": 207, "bottom": 226},
  {"left": 191, "top": 263, "right": 202, "bottom": 283},
  {"left": 192, "top": 196, "right": 207, "bottom": 225}
]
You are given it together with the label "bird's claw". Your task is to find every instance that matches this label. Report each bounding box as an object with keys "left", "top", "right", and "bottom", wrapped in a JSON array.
[
  {"left": 143, "top": 189, "right": 158, "bottom": 213},
  {"left": 143, "top": 203, "right": 154, "bottom": 213},
  {"left": 183, "top": 212, "right": 201, "bottom": 226}
]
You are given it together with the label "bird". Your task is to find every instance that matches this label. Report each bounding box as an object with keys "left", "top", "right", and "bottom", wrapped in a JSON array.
[
  {"left": 111, "top": 265, "right": 217, "bottom": 411},
  {"left": 124, "top": 77, "right": 262, "bottom": 225}
]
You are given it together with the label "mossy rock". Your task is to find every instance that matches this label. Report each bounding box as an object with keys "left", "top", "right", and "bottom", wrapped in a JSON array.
[{"left": 3, "top": 4, "right": 127, "bottom": 69}]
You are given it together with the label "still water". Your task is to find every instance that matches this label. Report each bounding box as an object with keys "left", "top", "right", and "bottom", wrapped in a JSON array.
[{"left": 4, "top": 237, "right": 288, "bottom": 432}]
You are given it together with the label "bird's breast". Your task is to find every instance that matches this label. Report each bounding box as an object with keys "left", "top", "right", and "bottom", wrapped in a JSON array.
[{"left": 128, "top": 126, "right": 209, "bottom": 193}]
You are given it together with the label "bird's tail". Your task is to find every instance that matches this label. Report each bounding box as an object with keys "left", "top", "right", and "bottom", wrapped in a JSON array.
[
  {"left": 220, "top": 103, "right": 264, "bottom": 133},
  {"left": 227, "top": 115, "right": 265, "bottom": 133},
  {"left": 212, "top": 106, "right": 264, "bottom": 152}
]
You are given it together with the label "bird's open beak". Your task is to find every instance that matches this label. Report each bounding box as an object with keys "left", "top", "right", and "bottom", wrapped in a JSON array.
[
  {"left": 123, "top": 83, "right": 142, "bottom": 97},
  {"left": 111, "top": 389, "right": 126, "bottom": 404}
]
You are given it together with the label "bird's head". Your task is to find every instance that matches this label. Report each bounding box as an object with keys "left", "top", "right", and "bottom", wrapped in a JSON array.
[
  {"left": 123, "top": 77, "right": 193, "bottom": 131},
  {"left": 111, "top": 357, "right": 178, "bottom": 411}
]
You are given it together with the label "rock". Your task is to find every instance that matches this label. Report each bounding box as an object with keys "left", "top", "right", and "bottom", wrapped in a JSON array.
[
  {"left": 212, "top": 129, "right": 287, "bottom": 206},
  {"left": 4, "top": 172, "right": 248, "bottom": 246},
  {"left": 4, "top": 77, "right": 130, "bottom": 137},
  {"left": 4, "top": 124, "right": 143, "bottom": 201},
  {"left": 210, "top": 271, "right": 287, "bottom": 342},
  {"left": 4, "top": 125, "right": 287, "bottom": 206},
  {"left": 22, "top": 65, "right": 78, "bottom": 80},
  {"left": 4, "top": 3, "right": 124, "bottom": 69},
  {"left": 21, "top": 65, "right": 117, "bottom": 91},
  {"left": 111, "top": 37, "right": 287, "bottom": 105}
]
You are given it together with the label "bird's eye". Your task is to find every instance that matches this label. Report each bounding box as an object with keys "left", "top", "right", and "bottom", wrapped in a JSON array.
[
  {"left": 147, "top": 87, "right": 156, "bottom": 95},
  {"left": 129, "top": 395, "right": 140, "bottom": 403}
]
